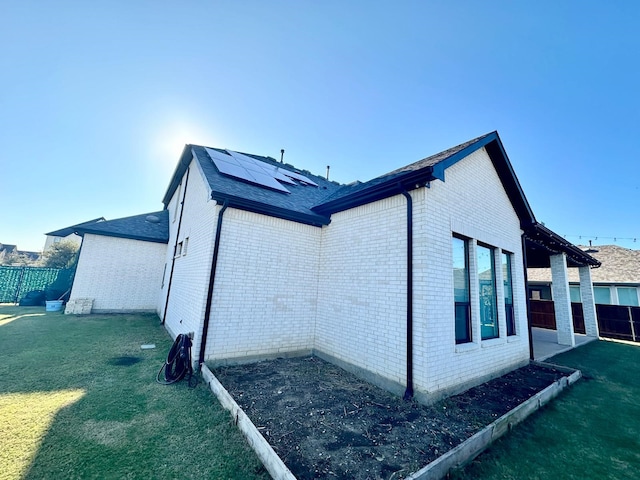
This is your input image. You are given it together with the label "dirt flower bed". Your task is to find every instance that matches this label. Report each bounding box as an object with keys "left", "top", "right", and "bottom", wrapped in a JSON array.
[{"left": 213, "top": 356, "right": 566, "bottom": 480}]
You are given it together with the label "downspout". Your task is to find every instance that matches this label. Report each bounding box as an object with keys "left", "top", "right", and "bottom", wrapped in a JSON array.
[
  {"left": 199, "top": 199, "right": 229, "bottom": 366},
  {"left": 400, "top": 187, "right": 414, "bottom": 401},
  {"left": 162, "top": 167, "right": 190, "bottom": 325},
  {"left": 522, "top": 234, "right": 534, "bottom": 360}
]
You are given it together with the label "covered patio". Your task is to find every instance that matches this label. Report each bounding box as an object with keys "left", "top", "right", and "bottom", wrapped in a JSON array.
[{"left": 524, "top": 223, "right": 601, "bottom": 359}]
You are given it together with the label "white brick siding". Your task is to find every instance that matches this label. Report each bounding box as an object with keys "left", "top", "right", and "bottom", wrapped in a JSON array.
[
  {"left": 159, "top": 146, "right": 530, "bottom": 401},
  {"left": 69, "top": 233, "right": 166, "bottom": 312},
  {"left": 205, "top": 209, "right": 321, "bottom": 361},
  {"left": 159, "top": 157, "right": 218, "bottom": 363}
]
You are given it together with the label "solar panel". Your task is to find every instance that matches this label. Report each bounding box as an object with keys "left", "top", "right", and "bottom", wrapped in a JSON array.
[{"left": 206, "top": 148, "right": 291, "bottom": 193}]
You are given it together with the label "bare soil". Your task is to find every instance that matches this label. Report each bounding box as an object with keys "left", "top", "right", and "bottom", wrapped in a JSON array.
[{"left": 213, "top": 356, "right": 566, "bottom": 480}]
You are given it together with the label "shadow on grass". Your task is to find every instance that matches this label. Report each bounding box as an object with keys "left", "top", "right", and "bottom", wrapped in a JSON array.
[{"left": 0, "top": 306, "right": 268, "bottom": 480}]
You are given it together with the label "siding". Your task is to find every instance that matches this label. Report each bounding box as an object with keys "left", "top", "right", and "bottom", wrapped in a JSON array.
[
  {"left": 205, "top": 209, "right": 321, "bottom": 361},
  {"left": 69, "top": 234, "right": 166, "bottom": 312}
]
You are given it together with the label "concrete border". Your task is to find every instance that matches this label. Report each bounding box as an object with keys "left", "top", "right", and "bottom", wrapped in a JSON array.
[
  {"left": 405, "top": 368, "right": 581, "bottom": 479},
  {"left": 203, "top": 363, "right": 580, "bottom": 480},
  {"left": 201, "top": 364, "right": 296, "bottom": 480}
]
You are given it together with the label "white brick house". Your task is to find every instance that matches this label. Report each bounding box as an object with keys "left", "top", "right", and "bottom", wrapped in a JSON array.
[{"left": 68, "top": 131, "right": 599, "bottom": 403}]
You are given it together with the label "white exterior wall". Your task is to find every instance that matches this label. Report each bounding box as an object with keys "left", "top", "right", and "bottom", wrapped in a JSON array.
[
  {"left": 69, "top": 233, "right": 166, "bottom": 312},
  {"left": 316, "top": 195, "right": 409, "bottom": 390},
  {"left": 44, "top": 233, "right": 82, "bottom": 251},
  {"left": 317, "top": 147, "right": 529, "bottom": 401},
  {"left": 159, "top": 157, "right": 219, "bottom": 363},
  {"left": 419, "top": 148, "right": 529, "bottom": 399},
  {"left": 205, "top": 209, "right": 321, "bottom": 362}
]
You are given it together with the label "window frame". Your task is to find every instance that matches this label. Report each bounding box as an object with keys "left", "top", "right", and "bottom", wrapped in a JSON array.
[
  {"left": 453, "top": 235, "right": 472, "bottom": 344},
  {"left": 502, "top": 251, "right": 516, "bottom": 336}
]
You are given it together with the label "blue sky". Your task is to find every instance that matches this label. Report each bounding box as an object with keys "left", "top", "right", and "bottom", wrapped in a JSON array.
[{"left": 2, "top": 1, "right": 639, "bottom": 252}]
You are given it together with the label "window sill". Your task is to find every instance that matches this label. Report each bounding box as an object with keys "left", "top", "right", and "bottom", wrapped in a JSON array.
[
  {"left": 507, "top": 335, "right": 520, "bottom": 343},
  {"left": 455, "top": 342, "right": 479, "bottom": 354},
  {"left": 481, "top": 337, "right": 506, "bottom": 348}
]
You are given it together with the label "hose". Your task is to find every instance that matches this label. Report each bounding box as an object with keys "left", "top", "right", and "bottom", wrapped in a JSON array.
[{"left": 156, "top": 334, "right": 198, "bottom": 387}]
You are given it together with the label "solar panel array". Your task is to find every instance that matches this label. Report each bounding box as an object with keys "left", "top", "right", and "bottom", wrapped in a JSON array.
[{"left": 206, "top": 148, "right": 318, "bottom": 193}]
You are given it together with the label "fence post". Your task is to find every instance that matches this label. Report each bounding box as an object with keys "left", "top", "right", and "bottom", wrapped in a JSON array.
[
  {"left": 629, "top": 306, "right": 636, "bottom": 342},
  {"left": 13, "top": 267, "right": 26, "bottom": 304}
]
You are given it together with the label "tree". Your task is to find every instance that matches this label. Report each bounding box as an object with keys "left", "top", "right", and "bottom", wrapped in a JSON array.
[{"left": 41, "top": 241, "right": 79, "bottom": 269}]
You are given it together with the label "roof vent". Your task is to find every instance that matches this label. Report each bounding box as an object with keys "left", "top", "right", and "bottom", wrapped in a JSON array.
[{"left": 145, "top": 215, "right": 160, "bottom": 224}]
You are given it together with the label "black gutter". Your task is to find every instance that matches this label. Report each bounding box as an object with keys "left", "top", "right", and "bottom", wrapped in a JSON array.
[
  {"left": 400, "top": 187, "right": 414, "bottom": 401},
  {"left": 199, "top": 200, "right": 229, "bottom": 366},
  {"left": 522, "top": 234, "right": 535, "bottom": 360},
  {"left": 162, "top": 167, "right": 190, "bottom": 325},
  {"left": 313, "top": 167, "right": 435, "bottom": 216}
]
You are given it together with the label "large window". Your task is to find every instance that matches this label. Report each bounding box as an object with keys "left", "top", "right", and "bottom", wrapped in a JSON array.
[
  {"left": 452, "top": 236, "right": 471, "bottom": 344},
  {"left": 502, "top": 252, "right": 515, "bottom": 336},
  {"left": 477, "top": 244, "right": 499, "bottom": 340},
  {"left": 569, "top": 286, "right": 582, "bottom": 303},
  {"left": 617, "top": 287, "right": 639, "bottom": 306},
  {"left": 594, "top": 286, "right": 611, "bottom": 305}
]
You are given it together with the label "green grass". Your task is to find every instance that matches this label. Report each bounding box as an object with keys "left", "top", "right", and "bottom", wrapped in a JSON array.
[
  {"left": 0, "top": 306, "right": 268, "bottom": 480},
  {"left": 453, "top": 340, "right": 640, "bottom": 479}
]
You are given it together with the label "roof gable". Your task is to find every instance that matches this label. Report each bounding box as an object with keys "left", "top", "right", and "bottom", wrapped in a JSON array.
[{"left": 312, "top": 132, "right": 536, "bottom": 228}]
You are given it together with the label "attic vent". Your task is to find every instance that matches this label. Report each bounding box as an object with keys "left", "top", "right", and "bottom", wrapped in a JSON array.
[{"left": 145, "top": 215, "right": 160, "bottom": 224}]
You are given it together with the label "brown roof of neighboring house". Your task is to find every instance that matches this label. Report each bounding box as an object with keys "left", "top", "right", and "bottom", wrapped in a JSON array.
[{"left": 528, "top": 245, "right": 640, "bottom": 284}]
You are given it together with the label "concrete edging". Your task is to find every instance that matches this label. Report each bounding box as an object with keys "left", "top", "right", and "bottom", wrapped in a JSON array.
[
  {"left": 203, "top": 363, "right": 580, "bottom": 480},
  {"left": 201, "top": 364, "right": 296, "bottom": 480},
  {"left": 405, "top": 368, "right": 582, "bottom": 479}
]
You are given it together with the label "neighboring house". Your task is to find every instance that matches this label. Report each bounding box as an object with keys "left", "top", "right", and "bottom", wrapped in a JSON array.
[
  {"left": 0, "top": 243, "right": 40, "bottom": 264},
  {"left": 528, "top": 244, "right": 640, "bottom": 306},
  {"left": 66, "top": 131, "right": 598, "bottom": 404},
  {"left": 43, "top": 217, "right": 105, "bottom": 251}
]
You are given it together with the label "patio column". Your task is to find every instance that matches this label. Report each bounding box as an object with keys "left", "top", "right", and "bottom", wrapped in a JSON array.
[
  {"left": 579, "top": 266, "right": 599, "bottom": 338},
  {"left": 550, "top": 253, "right": 575, "bottom": 347}
]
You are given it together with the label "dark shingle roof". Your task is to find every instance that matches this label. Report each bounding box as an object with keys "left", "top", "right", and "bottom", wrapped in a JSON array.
[
  {"left": 45, "top": 217, "right": 106, "bottom": 237},
  {"left": 75, "top": 211, "right": 169, "bottom": 244},
  {"left": 171, "top": 146, "right": 343, "bottom": 226}
]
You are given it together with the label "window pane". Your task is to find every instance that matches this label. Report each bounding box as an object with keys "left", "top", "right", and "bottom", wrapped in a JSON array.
[
  {"left": 569, "top": 286, "right": 582, "bottom": 303},
  {"left": 617, "top": 287, "right": 639, "bottom": 306},
  {"left": 478, "top": 245, "right": 498, "bottom": 340},
  {"left": 502, "top": 252, "right": 515, "bottom": 336},
  {"left": 452, "top": 236, "right": 471, "bottom": 344},
  {"left": 594, "top": 287, "right": 611, "bottom": 305}
]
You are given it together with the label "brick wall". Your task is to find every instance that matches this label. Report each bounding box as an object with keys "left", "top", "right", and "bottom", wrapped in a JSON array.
[
  {"left": 205, "top": 208, "right": 321, "bottom": 361},
  {"left": 159, "top": 157, "right": 218, "bottom": 363},
  {"left": 69, "top": 233, "right": 166, "bottom": 312}
]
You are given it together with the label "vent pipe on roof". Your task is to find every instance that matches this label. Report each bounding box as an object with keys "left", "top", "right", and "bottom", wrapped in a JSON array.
[
  {"left": 326, "top": 165, "right": 330, "bottom": 181},
  {"left": 280, "top": 149, "right": 285, "bottom": 163}
]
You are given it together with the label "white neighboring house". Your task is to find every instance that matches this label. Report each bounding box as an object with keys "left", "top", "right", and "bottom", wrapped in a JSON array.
[
  {"left": 44, "top": 217, "right": 105, "bottom": 251},
  {"left": 67, "top": 132, "right": 598, "bottom": 403}
]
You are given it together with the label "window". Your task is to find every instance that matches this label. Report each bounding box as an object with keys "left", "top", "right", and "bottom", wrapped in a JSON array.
[
  {"left": 477, "top": 244, "right": 498, "bottom": 340},
  {"left": 569, "top": 286, "right": 582, "bottom": 303},
  {"left": 182, "top": 237, "right": 189, "bottom": 256},
  {"left": 175, "top": 241, "right": 183, "bottom": 257},
  {"left": 617, "top": 287, "right": 639, "bottom": 306},
  {"left": 502, "top": 252, "right": 516, "bottom": 336},
  {"left": 452, "top": 236, "right": 472, "bottom": 344},
  {"left": 594, "top": 286, "right": 611, "bottom": 305}
]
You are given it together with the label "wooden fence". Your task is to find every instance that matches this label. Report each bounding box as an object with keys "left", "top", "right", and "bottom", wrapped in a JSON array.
[{"left": 530, "top": 299, "right": 640, "bottom": 342}]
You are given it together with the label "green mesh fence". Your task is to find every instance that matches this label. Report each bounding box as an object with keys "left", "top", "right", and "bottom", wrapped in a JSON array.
[{"left": 0, "top": 266, "right": 74, "bottom": 303}]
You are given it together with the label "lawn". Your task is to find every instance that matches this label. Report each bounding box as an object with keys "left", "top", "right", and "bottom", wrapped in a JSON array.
[
  {"left": 0, "top": 306, "right": 268, "bottom": 480},
  {"left": 453, "top": 339, "right": 640, "bottom": 479}
]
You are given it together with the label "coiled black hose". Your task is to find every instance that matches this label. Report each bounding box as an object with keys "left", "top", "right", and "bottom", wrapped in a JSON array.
[{"left": 156, "top": 334, "right": 198, "bottom": 387}]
